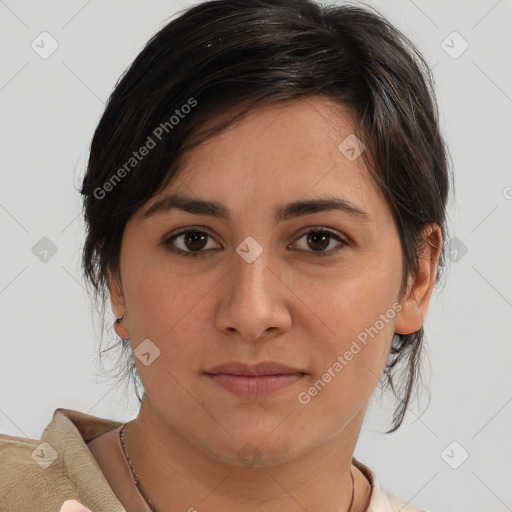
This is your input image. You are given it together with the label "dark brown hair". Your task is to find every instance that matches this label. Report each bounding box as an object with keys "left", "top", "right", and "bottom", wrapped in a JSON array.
[{"left": 80, "top": 0, "right": 452, "bottom": 433}]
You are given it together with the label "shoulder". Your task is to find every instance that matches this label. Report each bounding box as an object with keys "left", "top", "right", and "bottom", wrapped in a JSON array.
[
  {"left": 380, "top": 488, "right": 427, "bottom": 511},
  {"left": 0, "top": 430, "right": 39, "bottom": 473},
  {"left": 352, "top": 457, "right": 428, "bottom": 512},
  {"left": 0, "top": 429, "right": 68, "bottom": 511},
  {"left": 0, "top": 408, "right": 126, "bottom": 512},
  {"left": 0, "top": 429, "right": 41, "bottom": 481}
]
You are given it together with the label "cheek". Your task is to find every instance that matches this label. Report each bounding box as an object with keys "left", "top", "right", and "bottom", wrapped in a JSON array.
[
  {"left": 293, "top": 259, "right": 400, "bottom": 397},
  {"left": 123, "top": 254, "right": 213, "bottom": 335},
  {"left": 293, "top": 256, "right": 400, "bottom": 339},
  {"left": 297, "top": 318, "right": 396, "bottom": 423},
  {"left": 122, "top": 265, "right": 217, "bottom": 383}
]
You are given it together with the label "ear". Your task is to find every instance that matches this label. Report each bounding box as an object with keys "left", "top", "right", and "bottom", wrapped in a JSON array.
[
  {"left": 394, "top": 224, "right": 442, "bottom": 335},
  {"left": 106, "top": 266, "right": 130, "bottom": 339}
]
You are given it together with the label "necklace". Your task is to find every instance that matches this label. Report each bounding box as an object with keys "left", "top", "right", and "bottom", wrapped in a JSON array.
[
  {"left": 119, "top": 422, "right": 157, "bottom": 512},
  {"left": 119, "top": 422, "right": 355, "bottom": 512}
]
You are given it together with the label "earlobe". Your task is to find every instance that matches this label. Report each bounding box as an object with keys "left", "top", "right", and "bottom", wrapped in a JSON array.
[
  {"left": 394, "top": 224, "right": 442, "bottom": 335},
  {"left": 113, "top": 315, "right": 130, "bottom": 340},
  {"left": 106, "top": 266, "right": 130, "bottom": 339}
]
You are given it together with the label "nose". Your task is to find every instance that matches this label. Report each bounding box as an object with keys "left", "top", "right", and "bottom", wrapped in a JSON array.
[{"left": 214, "top": 244, "right": 293, "bottom": 343}]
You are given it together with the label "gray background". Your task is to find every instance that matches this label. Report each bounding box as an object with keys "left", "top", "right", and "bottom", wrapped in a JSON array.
[{"left": 1, "top": 1, "right": 511, "bottom": 510}]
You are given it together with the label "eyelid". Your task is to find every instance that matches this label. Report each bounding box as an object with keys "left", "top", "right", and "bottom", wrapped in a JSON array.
[
  {"left": 292, "top": 225, "right": 349, "bottom": 244},
  {"left": 164, "top": 225, "right": 216, "bottom": 240}
]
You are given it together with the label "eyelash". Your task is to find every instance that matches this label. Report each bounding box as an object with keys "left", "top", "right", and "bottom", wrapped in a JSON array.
[{"left": 163, "top": 226, "right": 349, "bottom": 258}]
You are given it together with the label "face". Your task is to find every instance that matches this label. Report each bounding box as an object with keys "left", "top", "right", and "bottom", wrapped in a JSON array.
[{"left": 110, "top": 96, "right": 413, "bottom": 467}]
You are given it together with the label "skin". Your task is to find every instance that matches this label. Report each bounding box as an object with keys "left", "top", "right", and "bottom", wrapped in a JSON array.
[
  {"left": 59, "top": 500, "right": 91, "bottom": 512},
  {"left": 83, "top": 96, "right": 441, "bottom": 512}
]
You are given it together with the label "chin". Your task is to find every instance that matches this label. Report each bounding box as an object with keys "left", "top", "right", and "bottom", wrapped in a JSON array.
[{"left": 205, "top": 428, "right": 305, "bottom": 469}]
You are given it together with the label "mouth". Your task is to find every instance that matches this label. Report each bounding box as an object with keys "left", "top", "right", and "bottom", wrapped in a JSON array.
[{"left": 204, "top": 361, "right": 307, "bottom": 397}]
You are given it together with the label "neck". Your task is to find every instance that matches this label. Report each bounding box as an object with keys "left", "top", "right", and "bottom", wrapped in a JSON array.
[{"left": 123, "top": 397, "right": 368, "bottom": 512}]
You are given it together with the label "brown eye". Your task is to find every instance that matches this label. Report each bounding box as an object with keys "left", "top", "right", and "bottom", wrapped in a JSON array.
[
  {"left": 183, "top": 231, "right": 208, "bottom": 251},
  {"left": 307, "top": 231, "right": 331, "bottom": 251},
  {"left": 292, "top": 228, "right": 347, "bottom": 256},
  {"left": 164, "top": 229, "right": 221, "bottom": 257}
]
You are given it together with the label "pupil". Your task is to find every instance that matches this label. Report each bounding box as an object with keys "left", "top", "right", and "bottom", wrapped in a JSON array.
[
  {"left": 186, "top": 231, "right": 207, "bottom": 251},
  {"left": 308, "top": 231, "right": 329, "bottom": 251}
]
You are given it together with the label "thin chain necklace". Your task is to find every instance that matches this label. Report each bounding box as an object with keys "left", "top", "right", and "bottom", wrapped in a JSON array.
[
  {"left": 119, "top": 422, "right": 157, "bottom": 512},
  {"left": 119, "top": 422, "right": 355, "bottom": 512}
]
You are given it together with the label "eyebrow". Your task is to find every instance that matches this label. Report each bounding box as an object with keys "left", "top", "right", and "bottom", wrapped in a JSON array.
[{"left": 141, "top": 193, "right": 371, "bottom": 222}]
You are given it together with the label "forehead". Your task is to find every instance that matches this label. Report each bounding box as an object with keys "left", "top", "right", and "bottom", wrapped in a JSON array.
[
  {"left": 137, "top": 96, "right": 388, "bottom": 223},
  {"left": 186, "top": 95, "right": 360, "bottom": 158},
  {"left": 178, "top": 97, "right": 368, "bottom": 180}
]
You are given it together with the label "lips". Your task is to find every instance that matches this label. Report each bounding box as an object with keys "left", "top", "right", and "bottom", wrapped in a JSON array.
[
  {"left": 204, "top": 361, "right": 307, "bottom": 397},
  {"left": 205, "top": 361, "right": 306, "bottom": 376}
]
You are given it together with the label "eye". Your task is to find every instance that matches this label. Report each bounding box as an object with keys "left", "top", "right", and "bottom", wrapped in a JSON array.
[
  {"left": 291, "top": 228, "right": 348, "bottom": 257},
  {"left": 163, "top": 226, "right": 348, "bottom": 258},
  {"left": 164, "top": 228, "right": 221, "bottom": 257}
]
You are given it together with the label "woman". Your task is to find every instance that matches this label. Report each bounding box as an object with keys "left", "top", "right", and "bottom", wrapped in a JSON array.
[{"left": 0, "top": 0, "right": 451, "bottom": 511}]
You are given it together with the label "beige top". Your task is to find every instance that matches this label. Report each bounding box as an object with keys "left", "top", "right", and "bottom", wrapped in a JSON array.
[{"left": 0, "top": 408, "right": 426, "bottom": 511}]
